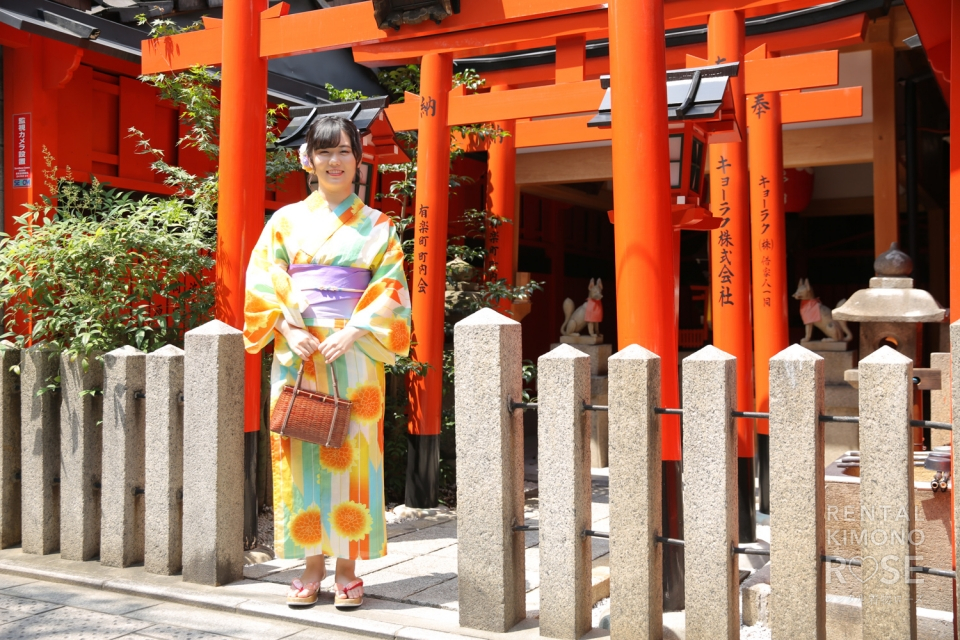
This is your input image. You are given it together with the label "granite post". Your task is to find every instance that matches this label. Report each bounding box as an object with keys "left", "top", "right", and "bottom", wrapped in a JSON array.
[
  {"left": 453, "top": 308, "right": 525, "bottom": 632},
  {"left": 769, "top": 344, "right": 825, "bottom": 640},
  {"left": 537, "top": 344, "right": 592, "bottom": 640},
  {"left": 681, "top": 346, "right": 737, "bottom": 640},
  {"left": 101, "top": 346, "right": 147, "bottom": 568},
  {"left": 929, "top": 352, "right": 951, "bottom": 449},
  {"left": 607, "top": 345, "right": 662, "bottom": 639},
  {"left": 0, "top": 346, "right": 21, "bottom": 548},
  {"left": 182, "top": 320, "right": 244, "bottom": 586},
  {"left": 145, "top": 345, "right": 185, "bottom": 575},
  {"left": 20, "top": 345, "right": 60, "bottom": 555},
  {"left": 59, "top": 353, "right": 103, "bottom": 561},
  {"left": 859, "top": 346, "right": 916, "bottom": 640},
  {"left": 949, "top": 321, "right": 960, "bottom": 635}
]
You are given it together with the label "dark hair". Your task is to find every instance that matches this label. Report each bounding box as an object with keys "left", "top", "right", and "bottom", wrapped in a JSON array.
[{"left": 305, "top": 116, "right": 363, "bottom": 164}]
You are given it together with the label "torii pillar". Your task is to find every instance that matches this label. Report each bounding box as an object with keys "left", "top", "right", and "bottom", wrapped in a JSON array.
[
  {"left": 747, "top": 85, "right": 787, "bottom": 516},
  {"left": 408, "top": 52, "right": 453, "bottom": 508},
  {"left": 707, "top": 10, "right": 756, "bottom": 543},
  {"left": 219, "top": 0, "right": 269, "bottom": 547},
  {"left": 486, "top": 85, "right": 516, "bottom": 288},
  {"left": 609, "top": 0, "right": 685, "bottom": 610}
]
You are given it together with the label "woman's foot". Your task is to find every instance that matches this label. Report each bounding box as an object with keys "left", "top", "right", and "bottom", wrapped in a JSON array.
[
  {"left": 287, "top": 579, "right": 321, "bottom": 606},
  {"left": 289, "top": 556, "right": 326, "bottom": 607},
  {"left": 334, "top": 578, "right": 364, "bottom": 610}
]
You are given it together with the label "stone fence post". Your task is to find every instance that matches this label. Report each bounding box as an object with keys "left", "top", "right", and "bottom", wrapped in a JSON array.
[
  {"left": 20, "top": 345, "right": 60, "bottom": 555},
  {"left": 951, "top": 321, "right": 960, "bottom": 630},
  {"left": 682, "top": 345, "right": 737, "bottom": 640},
  {"left": 0, "top": 346, "right": 20, "bottom": 549},
  {"left": 453, "top": 309, "right": 525, "bottom": 632},
  {"left": 769, "top": 344, "right": 825, "bottom": 640},
  {"left": 101, "top": 346, "right": 147, "bottom": 568},
  {"left": 182, "top": 320, "right": 244, "bottom": 586},
  {"left": 929, "top": 352, "right": 950, "bottom": 449},
  {"left": 59, "top": 353, "right": 103, "bottom": 562},
  {"left": 607, "top": 345, "right": 662, "bottom": 639},
  {"left": 538, "top": 344, "right": 591, "bottom": 640},
  {"left": 145, "top": 345, "right": 185, "bottom": 575},
  {"left": 859, "top": 346, "right": 916, "bottom": 639}
]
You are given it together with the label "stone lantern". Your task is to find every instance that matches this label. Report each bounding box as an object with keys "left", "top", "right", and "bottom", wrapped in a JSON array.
[{"left": 832, "top": 242, "right": 945, "bottom": 363}]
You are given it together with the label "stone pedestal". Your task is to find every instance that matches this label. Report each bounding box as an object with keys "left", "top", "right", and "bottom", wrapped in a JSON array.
[
  {"left": 550, "top": 343, "right": 612, "bottom": 468},
  {"left": 801, "top": 342, "right": 858, "bottom": 459}
]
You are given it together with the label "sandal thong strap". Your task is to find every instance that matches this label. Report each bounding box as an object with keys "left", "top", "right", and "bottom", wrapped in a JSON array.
[{"left": 337, "top": 579, "right": 363, "bottom": 594}]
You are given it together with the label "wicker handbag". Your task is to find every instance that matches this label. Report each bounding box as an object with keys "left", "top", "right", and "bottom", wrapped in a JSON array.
[{"left": 269, "top": 363, "right": 351, "bottom": 448}]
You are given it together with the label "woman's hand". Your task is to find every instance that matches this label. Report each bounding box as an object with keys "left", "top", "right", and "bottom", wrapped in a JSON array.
[
  {"left": 277, "top": 320, "right": 321, "bottom": 360},
  {"left": 318, "top": 326, "right": 368, "bottom": 364}
]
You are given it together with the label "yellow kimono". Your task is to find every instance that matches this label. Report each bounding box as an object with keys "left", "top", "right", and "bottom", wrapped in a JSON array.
[{"left": 243, "top": 191, "right": 411, "bottom": 560}]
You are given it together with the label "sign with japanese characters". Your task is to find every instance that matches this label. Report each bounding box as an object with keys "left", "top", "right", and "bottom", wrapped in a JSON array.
[{"left": 12, "top": 113, "right": 30, "bottom": 188}]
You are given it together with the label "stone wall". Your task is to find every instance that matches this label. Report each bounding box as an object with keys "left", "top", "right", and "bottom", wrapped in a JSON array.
[{"left": 0, "top": 321, "right": 245, "bottom": 586}]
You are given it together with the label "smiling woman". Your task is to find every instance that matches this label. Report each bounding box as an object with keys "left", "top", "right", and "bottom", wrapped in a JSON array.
[{"left": 243, "top": 116, "right": 411, "bottom": 610}]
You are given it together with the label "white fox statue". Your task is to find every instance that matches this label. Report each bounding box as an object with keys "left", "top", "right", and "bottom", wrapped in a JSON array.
[{"left": 791, "top": 278, "right": 852, "bottom": 342}]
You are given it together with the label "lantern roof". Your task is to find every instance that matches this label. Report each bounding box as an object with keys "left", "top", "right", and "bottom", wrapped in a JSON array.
[
  {"left": 588, "top": 62, "right": 739, "bottom": 128},
  {"left": 832, "top": 243, "right": 946, "bottom": 323}
]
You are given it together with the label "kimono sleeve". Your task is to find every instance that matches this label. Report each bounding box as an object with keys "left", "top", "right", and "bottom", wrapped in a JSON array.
[
  {"left": 347, "top": 219, "right": 411, "bottom": 361},
  {"left": 242, "top": 212, "right": 308, "bottom": 354}
]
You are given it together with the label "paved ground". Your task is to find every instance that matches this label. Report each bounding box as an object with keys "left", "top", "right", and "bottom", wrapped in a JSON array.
[
  {"left": 242, "top": 470, "right": 613, "bottom": 618},
  {"left": 0, "top": 573, "right": 360, "bottom": 640}
]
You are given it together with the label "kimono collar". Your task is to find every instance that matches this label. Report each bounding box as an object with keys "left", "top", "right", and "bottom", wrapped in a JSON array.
[{"left": 300, "top": 191, "right": 365, "bottom": 260}]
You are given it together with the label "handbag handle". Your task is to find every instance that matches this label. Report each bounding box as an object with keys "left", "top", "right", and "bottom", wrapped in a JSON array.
[{"left": 278, "top": 359, "right": 342, "bottom": 447}]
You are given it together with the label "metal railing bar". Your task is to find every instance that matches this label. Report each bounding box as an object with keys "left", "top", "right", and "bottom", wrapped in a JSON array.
[
  {"left": 821, "top": 415, "right": 860, "bottom": 424},
  {"left": 512, "top": 525, "right": 538, "bottom": 532},
  {"left": 911, "top": 419, "right": 953, "bottom": 430},
  {"left": 909, "top": 566, "right": 957, "bottom": 579},
  {"left": 733, "top": 546, "right": 770, "bottom": 557},
  {"left": 509, "top": 400, "right": 538, "bottom": 412},
  {"left": 822, "top": 555, "right": 861, "bottom": 567},
  {"left": 655, "top": 536, "right": 685, "bottom": 547},
  {"left": 732, "top": 411, "right": 770, "bottom": 420},
  {"left": 583, "top": 404, "right": 608, "bottom": 412},
  {"left": 583, "top": 530, "right": 609, "bottom": 539},
  {"left": 654, "top": 407, "right": 684, "bottom": 416}
]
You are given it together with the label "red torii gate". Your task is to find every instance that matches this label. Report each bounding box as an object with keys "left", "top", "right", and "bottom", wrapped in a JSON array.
[{"left": 141, "top": 0, "right": 866, "bottom": 521}]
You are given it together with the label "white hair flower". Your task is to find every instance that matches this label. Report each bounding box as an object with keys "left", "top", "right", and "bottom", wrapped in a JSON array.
[{"left": 298, "top": 143, "right": 314, "bottom": 174}]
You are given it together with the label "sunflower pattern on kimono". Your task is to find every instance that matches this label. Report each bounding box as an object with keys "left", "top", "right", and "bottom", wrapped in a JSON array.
[{"left": 243, "top": 190, "right": 411, "bottom": 561}]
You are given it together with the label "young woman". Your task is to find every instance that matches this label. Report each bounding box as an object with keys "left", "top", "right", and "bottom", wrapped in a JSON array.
[{"left": 243, "top": 116, "right": 411, "bottom": 608}]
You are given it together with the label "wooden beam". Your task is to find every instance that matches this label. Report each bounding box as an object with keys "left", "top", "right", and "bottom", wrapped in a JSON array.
[
  {"left": 478, "top": 14, "right": 866, "bottom": 87},
  {"left": 261, "top": 0, "right": 606, "bottom": 60},
  {"left": 386, "top": 80, "right": 605, "bottom": 130},
  {"left": 352, "top": 10, "right": 607, "bottom": 65},
  {"left": 514, "top": 122, "right": 872, "bottom": 185},
  {"left": 516, "top": 115, "right": 609, "bottom": 148},
  {"left": 744, "top": 50, "right": 838, "bottom": 94},
  {"left": 516, "top": 144, "right": 611, "bottom": 185},
  {"left": 782, "top": 122, "right": 873, "bottom": 168},
  {"left": 780, "top": 87, "right": 862, "bottom": 124},
  {"left": 144, "top": 0, "right": 864, "bottom": 73},
  {"left": 521, "top": 184, "right": 612, "bottom": 210}
]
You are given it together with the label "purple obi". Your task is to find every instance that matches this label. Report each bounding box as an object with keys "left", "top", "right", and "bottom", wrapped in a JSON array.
[{"left": 289, "top": 264, "right": 372, "bottom": 320}]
